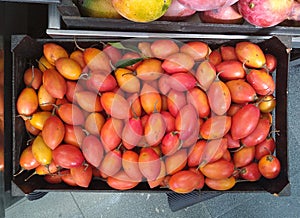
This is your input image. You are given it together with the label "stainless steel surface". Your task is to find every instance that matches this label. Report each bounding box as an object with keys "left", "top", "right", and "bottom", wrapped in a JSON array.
[
  {"left": 292, "top": 37, "right": 300, "bottom": 48},
  {"left": 48, "top": 4, "right": 61, "bottom": 30},
  {"left": 46, "top": 29, "right": 276, "bottom": 40}
]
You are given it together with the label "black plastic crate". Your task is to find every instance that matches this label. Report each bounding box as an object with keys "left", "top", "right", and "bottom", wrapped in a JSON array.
[{"left": 8, "top": 34, "right": 290, "bottom": 196}]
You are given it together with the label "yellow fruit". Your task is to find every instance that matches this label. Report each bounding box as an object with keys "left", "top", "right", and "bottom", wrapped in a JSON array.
[{"left": 112, "top": 0, "right": 172, "bottom": 22}]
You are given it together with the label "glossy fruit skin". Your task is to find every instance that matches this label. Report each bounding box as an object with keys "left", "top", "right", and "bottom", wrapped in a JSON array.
[
  {"left": 60, "top": 169, "right": 77, "bottom": 186},
  {"left": 122, "top": 117, "right": 143, "bottom": 149},
  {"left": 100, "top": 118, "right": 123, "bottom": 151},
  {"left": 55, "top": 57, "right": 82, "bottom": 80},
  {"left": 246, "top": 69, "right": 275, "bottom": 96},
  {"left": 198, "top": 138, "right": 228, "bottom": 166},
  {"left": 258, "top": 154, "right": 281, "bottom": 179},
  {"left": 200, "top": 115, "right": 231, "bottom": 140},
  {"left": 255, "top": 137, "right": 275, "bottom": 160},
  {"left": 57, "top": 103, "right": 85, "bottom": 126},
  {"left": 70, "top": 49, "right": 86, "bottom": 68},
  {"left": 180, "top": 41, "right": 210, "bottom": 61},
  {"left": 200, "top": 159, "right": 234, "bottom": 180},
  {"left": 19, "top": 145, "right": 40, "bottom": 170},
  {"left": 107, "top": 170, "right": 139, "bottom": 190},
  {"left": 43, "top": 43, "right": 68, "bottom": 65},
  {"left": 144, "top": 112, "right": 166, "bottom": 146},
  {"left": 136, "top": 58, "right": 164, "bottom": 81},
  {"left": 81, "top": 135, "right": 104, "bottom": 168},
  {"left": 258, "top": 95, "right": 276, "bottom": 113},
  {"left": 238, "top": 0, "right": 294, "bottom": 28},
  {"left": 233, "top": 146, "right": 255, "bottom": 168},
  {"left": 205, "top": 176, "right": 236, "bottom": 191},
  {"left": 29, "top": 111, "right": 52, "bottom": 130},
  {"left": 220, "top": 45, "right": 237, "bottom": 61},
  {"left": 240, "top": 162, "right": 261, "bottom": 181},
  {"left": 208, "top": 49, "right": 222, "bottom": 66},
  {"left": 32, "top": 135, "right": 52, "bottom": 166},
  {"left": 140, "top": 83, "right": 162, "bottom": 115},
  {"left": 42, "top": 116, "right": 65, "bottom": 150},
  {"left": 175, "top": 104, "right": 198, "bottom": 140},
  {"left": 195, "top": 60, "right": 216, "bottom": 91},
  {"left": 63, "top": 124, "right": 86, "bottom": 147},
  {"left": 187, "top": 140, "right": 206, "bottom": 167},
  {"left": 161, "top": 131, "right": 181, "bottom": 156},
  {"left": 186, "top": 87, "right": 210, "bottom": 118},
  {"left": 168, "top": 170, "right": 204, "bottom": 194},
  {"left": 167, "top": 89, "right": 186, "bottom": 117},
  {"left": 216, "top": 61, "right": 245, "bottom": 80},
  {"left": 70, "top": 164, "right": 93, "bottom": 188},
  {"left": 150, "top": 39, "right": 179, "bottom": 60},
  {"left": 226, "top": 79, "right": 257, "bottom": 104},
  {"left": 207, "top": 79, "right": 231, "bottom": 116},
  {"left": 235, "top": 41, "right": 266, "bottom": 68},
  {"left": 88, "top": 72, "right": 117, "bottom": 92},
  {"left": 115, "top": 68, "right": 140, "bottom": 93},
  {"left": 165, "top": 149, "right": 187, "bottom": 175},
  {"left": 101, "top": 92, "right": 130, "bottom": 120},
  {"left": 240, "top": 118, "right": 270, "bottom": 147},
  {"left": 84, "top": 112, "right": 105, "bottom": 136},
  {"left": 265, "top": 54, "right": 277, "bottom": 73},
  {"left": 75, "top": 91, "right": 103, "bottom": 113},
  {"left": 138, "top": 147, "right": 161, "bottom": 181},
  {"left": 168, "top": 72, "right": 197, "bottom": 92},
  {"left": 83, "top": 47, "right": 111, "bottom": 73},
  {"left": 148, "top": 160, "right": 166, "bottom": 188},
  {"left": 17, "top": 87, "right": 38, "bottom": 116},
  {"left": 23, "top": 67, "right": 43, "bottom": 90},
  {"left": 224, "top": 133, "right": 240, "bottom": 149},
  {"left": 230, "top": 104, "right": 260, "bottom": 140},
  {"left": 162, "top": 52, "right": 195, "bottom": 74},
  {"left": 52, "top": 144, "right": 84, "bottom": 169},
  {"left": 25, "top": 119, "right": 41, "bottom": 135},
  {"left": 161, "top": 111, "right": 176, "bottom": 133},
  {"left": 99, "top": 149, "right": 122, "bottom": 177},
  {"left": 122, "top": 150, "right": 143, "bottom": 182},
  {"left": 38, "top": 85, "right": 56, "bottom": 111},
  {"left": 43, "top": 69, "right": 67, "bottom": 99}
]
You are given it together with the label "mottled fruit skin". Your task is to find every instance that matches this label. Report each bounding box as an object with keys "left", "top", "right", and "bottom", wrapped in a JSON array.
[
  {"left": 238, "top": 0, "right": 294, "bottom": 27},
  {"left": 178, "top": 0, "right": 238, "bottom": 11}
]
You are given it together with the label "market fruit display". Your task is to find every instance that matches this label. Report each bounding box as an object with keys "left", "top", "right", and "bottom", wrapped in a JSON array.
[
  {"left": 15, "top": 38, "right": 281, "bottom": 193},
  {"left": 74, "top": 0, "right": 300, "bottom": 27}
]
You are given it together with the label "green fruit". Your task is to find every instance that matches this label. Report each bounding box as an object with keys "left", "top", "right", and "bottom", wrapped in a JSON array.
[{"left": 77, "top": 0, "right": 122, "bottom": 19}]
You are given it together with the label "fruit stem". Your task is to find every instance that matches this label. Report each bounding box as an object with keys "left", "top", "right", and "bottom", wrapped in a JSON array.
[
  {"left": 13, "top": 168, "right": 25, "bottom": 177},
  {"left": 28, "top": 65, "right": 35, "bottom": 88},
  {"left": 74, "top": 36, "right": 85, "bottom": 52},
  {"left": 230, "top": 144, "right": 245, "bottom": 153},
  {"left": 16, "top": 114, "right": 31, "bottom": 121},
  {"left": 197, "top": 160, "right": 207, "bottom": 170},
  {"left": 24, "top": 171, "right": 37, "bottom": 182},
  {"left": 268, "top": 129, "right": 280, "bottom": 137},
  {"left": 35, "top": 59, "right": 48, "bottom": 70},
  {"left": 78, "top": 72, "right": 90, "bottom": 80},
  {"left": 82, "top": 128, "right": 90, "bottom": 136}
]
